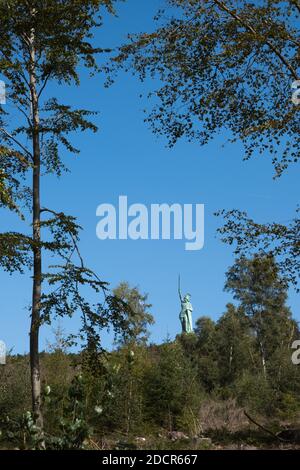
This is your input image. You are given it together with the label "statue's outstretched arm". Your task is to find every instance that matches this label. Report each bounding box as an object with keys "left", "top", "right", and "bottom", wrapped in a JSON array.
[{"left": 178, "top": 275, "right": 183, "bottom": 301}]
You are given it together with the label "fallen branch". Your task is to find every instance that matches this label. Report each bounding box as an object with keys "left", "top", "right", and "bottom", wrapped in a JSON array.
[{"left": 244, "top": 411, "right": 287, "bottom": 442}]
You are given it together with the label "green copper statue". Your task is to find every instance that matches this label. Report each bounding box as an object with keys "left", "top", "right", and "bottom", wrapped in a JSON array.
[{"left": 178, "top": 276, "right": 193, "bottom": 334}]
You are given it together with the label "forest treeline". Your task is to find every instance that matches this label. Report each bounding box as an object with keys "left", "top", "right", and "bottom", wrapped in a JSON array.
[{"left": 1, "top": 255, "right": 299, "bottom": 449}]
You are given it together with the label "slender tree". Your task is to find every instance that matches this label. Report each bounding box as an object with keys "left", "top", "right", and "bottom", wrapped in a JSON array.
[
  {"left": 113, "top": 282, "right": 154, "bottom": 346},
  {"left": 215, "top": 303, "right": 254, "bottom": 385},
  {"left": 0, "top": 0, "right": 129, "bottom": 432},
  {"left": 225, "top": 255, "right": 293, "bottom": 378}
]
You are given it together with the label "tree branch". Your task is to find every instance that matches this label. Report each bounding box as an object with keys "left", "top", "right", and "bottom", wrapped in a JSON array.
[
  {"left": 0, "top": 49, "right": 30, "bottom": 90},
  {"left": 0, "top": 127, "right": 32, "bottom": 161},
  {"left": 38, "top": 73, "right": 51, "bottom": 99},
  {"left": 213, "top": 0, "right": 299, "bottom": 80},
  {"left": 290, "top": 1, "right": 300, "bottom": 15},
  {"left": 244, "top": 411, "right": 287, "bottom": 442},
  {"left": 16, "top": 104, "right": 33, "bottom": 130},
  {"left": 40, "top": 207, "right": 85, "bottom": 268},
  {"left": 40, "top": 207, "right": 109, "bottom": 299}
]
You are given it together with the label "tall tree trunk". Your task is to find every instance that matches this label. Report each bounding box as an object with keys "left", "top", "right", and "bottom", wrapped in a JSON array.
[
  {"left": 259, "top": 340, "right": 267, "bottom": 379},
  {"left": 229, "top": 344, "right": 233, "bottom": 372},
  {"left": 257, "top": 312, "right": 267, "bottom": 380},
  {"left": 29, "top": 17, "right": 43, "bottom": 430},
  {"left": 252, "top": 309, "right": 267, "bottom": 380}
]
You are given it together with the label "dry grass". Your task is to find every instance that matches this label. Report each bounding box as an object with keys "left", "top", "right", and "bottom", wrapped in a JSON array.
[{"left": 198, "top": 398, "right": 248, "bottom": 433}]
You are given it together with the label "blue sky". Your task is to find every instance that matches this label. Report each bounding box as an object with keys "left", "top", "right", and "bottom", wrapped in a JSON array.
[{"left": 0, "top": 0, "right": 299, "bottom": 353}]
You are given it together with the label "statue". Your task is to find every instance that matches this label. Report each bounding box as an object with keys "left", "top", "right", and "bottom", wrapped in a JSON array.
[{"left": 178, "top": 276, "right": 193, "bottom": 333}]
